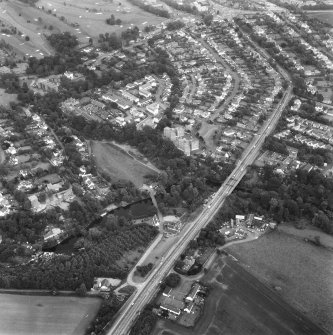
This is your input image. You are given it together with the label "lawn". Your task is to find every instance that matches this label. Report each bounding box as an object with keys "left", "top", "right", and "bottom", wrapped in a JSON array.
[
  {"left": 91, "top": 140, "right": 158, "bottom": 188},
  {"left": 0, "top": 89, "right": 18, "bottom": 108},
  {"left": 226, "top": 230, "right": 333, "bottom": 333},
  {"left": 0, "top": 294, "right": 102, "bottom": 335}
]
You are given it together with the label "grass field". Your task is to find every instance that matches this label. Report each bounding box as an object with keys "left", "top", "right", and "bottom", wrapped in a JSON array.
[
  {"left": 91, "top": 140, "right": 158, "bottom": 187},
  {"left": 0, "top": 294, "right": 102, "bottom": 335},
  {"left": 227, "top": 230, "right": 333, "bottom": 332}
]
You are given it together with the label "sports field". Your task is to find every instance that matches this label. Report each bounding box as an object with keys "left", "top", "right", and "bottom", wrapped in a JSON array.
[
  {"left": 91, "top": 140, "right": 158, "bottom": 187},
  {"left": 0, "top": 294, "right": 102, "bottom": 335},
  {"left": 0, "top": 0, "right": 166, "bottom": 59},
  {"left": 37, "top": 0, "right": 166, "bottom": 40}
]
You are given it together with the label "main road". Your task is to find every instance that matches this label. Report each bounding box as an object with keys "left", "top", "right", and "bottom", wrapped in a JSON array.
[{"left": 106, "top": 76, "right": 293, "bottom": 334}]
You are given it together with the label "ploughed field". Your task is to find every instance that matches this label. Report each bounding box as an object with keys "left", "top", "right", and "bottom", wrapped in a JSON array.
[{"left": 0, "top": 294, "right": 102, "bottom": 335}]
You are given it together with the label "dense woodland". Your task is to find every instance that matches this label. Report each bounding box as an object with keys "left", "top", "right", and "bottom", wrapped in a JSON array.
[
  {"left": 0, "top": 223, "right": 158, "bottom": 290},
  {"left": 212, "top": 166, "right": 333, "bottom": 234}
]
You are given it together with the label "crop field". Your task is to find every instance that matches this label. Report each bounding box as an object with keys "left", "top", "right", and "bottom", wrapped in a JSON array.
[
  {"left": 0, "top": 294, "right": 102, "bottom": 335},
  {"left": 227, "top": 230, "right": 333, "bottom": 333},
  {"left": 91, "top": 140, "right": 158, "bottom": 187}
]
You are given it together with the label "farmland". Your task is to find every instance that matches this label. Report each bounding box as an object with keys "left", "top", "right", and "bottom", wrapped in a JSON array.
[
  {"left": 0, "top": 294, "right": 102, "bottom": 335},
  {"left": 227, "top": 230, "right": 333, "bottom": 333},
  {"left": 90, "top": 140, "right": 158, "bottom": 188}
]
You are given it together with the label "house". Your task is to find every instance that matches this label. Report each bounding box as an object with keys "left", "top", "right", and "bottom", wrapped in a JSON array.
[
  {"left": 146, "top": 102, "right": 160, "bottom": 116},
  {"left": 44, "top": 227, "right": 63, "bottom": 241},
  {"left": 94, "top": 277, "right": 122, "bottom": 292}
]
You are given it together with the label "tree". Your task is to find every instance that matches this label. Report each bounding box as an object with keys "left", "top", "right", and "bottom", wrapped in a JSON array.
[
  {"left": 165, "top": 273, "right": 180, "bottom": 288},
  {"left": 76, "top": 283, "right": 87, "bottom": 296}
]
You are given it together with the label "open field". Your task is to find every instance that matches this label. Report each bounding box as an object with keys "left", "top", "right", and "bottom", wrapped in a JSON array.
[
  {"left": 153, "top": 254, "right": 328, "bottom": 335},
  {"left": 91, "top": 140, "right": 158, "bottom": 187},
  {"left": 0, "top": 88, "right": 17, "bottom": 108},
  {"left": 227, "top": 230, "right": 333, "bottom": 333},
  {"left": 0, "top": 294, "right": 102, "bottom": 335}
]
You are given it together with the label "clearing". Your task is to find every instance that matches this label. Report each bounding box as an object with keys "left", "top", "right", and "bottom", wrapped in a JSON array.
[
  {"left": 90, "top": 140, "right": 158, "bottom": 188},
  {"left": 0, "top": 294, "right": 102, "bottom": 335},
  {"left": 226, "top": 230, "right": 333, "bottom": 333}
]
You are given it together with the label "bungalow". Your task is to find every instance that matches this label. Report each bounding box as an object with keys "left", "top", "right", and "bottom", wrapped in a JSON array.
[
  {"left": 160, "top": 297, "right": 184, "bottom": 316},
  {"left": 185, "top": 283, "right": 201, "bottom": 302},
  {"left": 184, "top": 301, "right": 195, "bottom": 314}
]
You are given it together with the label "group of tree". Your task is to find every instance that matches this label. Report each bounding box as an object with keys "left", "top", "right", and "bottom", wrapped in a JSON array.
[
  {"left": 26, "top": 32, "right": 84, "bottom": 76},
  {"left": 136, "top": 263, "right": 153, "bottom": 277},
  {"left": 127, "top": 0, "right": 170, "bottom": 18},
  {"left": 129, "top": 307, "right": 158, "bottom": 335},
  {"left": 46, "top": 32, "right": 79, "bottom": 54},
  {"left": 166, "top": 20, "right": 185, "bottom": 31},
  {"left": 164, "top": 272, "right": 180, "bottom": 288},
  {"left": 106, "top": 14, "right": 122, "bottom": 26},
  {"left": 87, "top": 293, "right": 123, "bottom": 334},
  {"left": 161, "top": 0, "right": 198, "bottom": 15}
]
